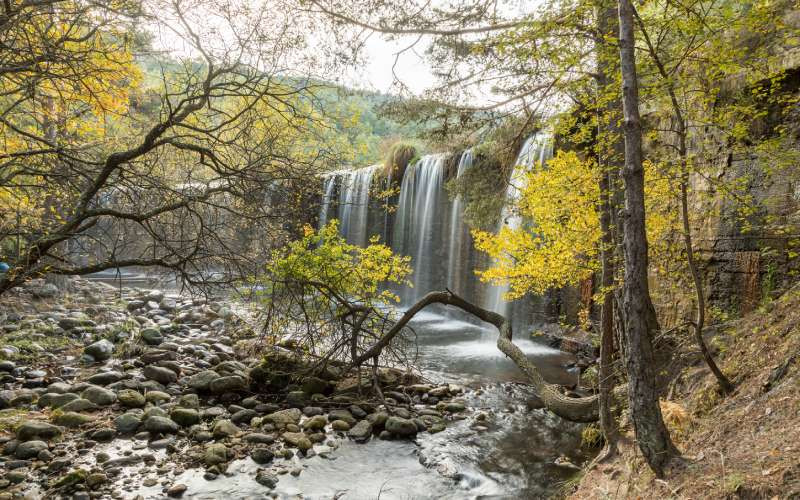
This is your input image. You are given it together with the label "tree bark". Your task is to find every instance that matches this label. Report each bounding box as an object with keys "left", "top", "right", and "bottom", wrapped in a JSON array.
[{"left": 617, "top": 0, "right": 678, "bottom": 477}]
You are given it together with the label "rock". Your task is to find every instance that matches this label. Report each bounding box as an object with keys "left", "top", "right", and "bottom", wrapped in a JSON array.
[
  {"left": 330, "top": 420, "right": 351, "bottom": 431},
  {"left": 51, "top": 468, "right": 87, "bottom": 489},
  {"left": 301, "top": 415, "right": 327, "bottom": 431},
  {"left": 264, "top": 408, "right": 301, "bottom": 428},
  {"left": 145, "top": 416, "right": 179, "bottom": 435},
  {"left": 255, "top": 470, "right": 278, "bottom": 489},
  {"left": 86, "top": 371, "right": 123, "bottom": 386},
  {"left": 178, "top": 394, "right": 200, "bottom": 409},
  {"left": 209, "top": 375, "right": 246, "bottom": 394},
  {"left": 186, "top": 370, "right": 218, "bottom": 392},
  {"left": 243, "top": 433, "right": 274, "bottom": 444},
  {"left": 170, "top": 408, "right": 200, "bottom": 427},
  {"left": 0, "top": 360, "right": 16, "bottom": 372},
  {"left": 347, "top": 420, "right": 373, "bottom": 443},
  {"left": 282, "top": 432, "right": 312, "bottom": 451},
  {"left": 16, "top": 421, "right": 61, "bottom": 441},
  {"left": 385, "top": 416, "right": 417, "bottom": 437},
  {"left": 14, "top": 440, "right": 48, "bottom": 459},
  {"left": 143, "top": 365, "right": 178, "bottom": 385},
  {"left": 301, "top": 376, "right": 329, "bottom": 395},
  {"left": 81, "top": 385, "right": 117, "bottom": 406},
  {"left": 6, "top": 470, "right": 27, "bottom": 484},
  {"left": 285, "top": 390, "right": 309, "bottom": 407},
  {"left": 114, "top": 413, "right": 142, "bottom": 434},
  {"left": 85, "top": 472, "right": 107, "bottom": 488},
  {"left": 212, "top": 419, "right": 240, "bottom": 439},
  {"left": 60, "top": 398, "right": 98, "bottom": 413},
  {"left": 250, "top": 447, "right": 274, "bottom": 464},
  {"left": 117, "top": 389, "right": 146, "bottom": 408},
  {"left": 204, "top": 443, "right": 229, "bottom": 466},
  {"left": 58, "top": 317, "right": 94, "bottom": 330},
  {"left": 349, "top": 405, "right": 368, "bottom": 419},
  {"left": 441, "top": 401, "right": 466, "bottom": 413},
  {"left": 231, "top": 409, "right": 257, "bottom": 426},
  {"left": 140, "top": 327, "right": 164, "bottom": 346},
  {"left": 366, "top": 411, "right": 388, "bottom": 430},
  {"left": 84, "top": 339, "right": 114, "bottom": 362},
  {"left": 145, "top": 391, "right": 171, "bottom": 404},
  {"left": 30, "top": 283, "right": 59, "bottom": 299},
  {"left": 328, "top": 409, "right": 356, "bottom": 426},
  {"left": 88, "top": 428, "right": 115, "bottom": 442},
  {"left": 302, "top": 406, "right": 324, "bottom": 417},
  {"left": 53, "top": 411, "right": 93, "bottom": 428},
  {"left": 37, "top": 392, "right": 79, "bottom": 408},
  {"left": 167, "top": 483, "right": 188, "bottom": 497}
]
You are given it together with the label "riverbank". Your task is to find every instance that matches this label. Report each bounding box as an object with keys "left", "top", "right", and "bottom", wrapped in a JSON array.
[
  {"left": 0, "top": 278, "right": 490, "bottom": 498},
  {"left": 568, "top": 285, "right": 800, "bottom": 499}
]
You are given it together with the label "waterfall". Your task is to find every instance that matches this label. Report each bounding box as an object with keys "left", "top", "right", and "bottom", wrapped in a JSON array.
[
  {"left": 446, "top": 150, "right": 473, "bottom": 294},
  {"left": 484, "top": 133, "right": 554, "bottom": 317},
  {"left": 392, "top": 154, "right": 448, "bottom": 304},
  {"left": 317, "top": 134, "right": 553, "bottom": 326}
]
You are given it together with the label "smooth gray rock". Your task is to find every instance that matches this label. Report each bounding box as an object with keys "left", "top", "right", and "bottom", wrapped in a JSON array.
[
  {"left": 145, "top": 416, "right": 179, "bottom": 435},
  {"left": 84, "top": 340, "right": 114, "bottom": 362},
  {"left": 81, "top": 385, "right": 117, "bottom": 406}
]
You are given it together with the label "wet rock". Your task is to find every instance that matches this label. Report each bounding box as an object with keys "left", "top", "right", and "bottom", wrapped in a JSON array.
[
  {"left": 177, "top": 394, "right": 200, "bottom": 409},
  {"left": 0, "top": 361, "right": 15, "bottom": 372},
  {"left": 37, "top": 392, "right": 79, "bottom": 408},
  {"left": 348, "top": 405, "right": 368, "bottom": 419},
  {"left": 170, "top": 408, "right": 200, "bottom": 427},
  {"left": 140, "top": 349, "right": 176, "bottom": 364},
  {"left": 143, "top": 365, "right": 178, "bottom": 385},
  {"left": 193, "top": 430, "right": 213, "bottom": 443},
  {"left": 117, "top": 389, "right": 146, "bottom": 408},
  {"left": 140, "top": 328, "right": 164, "bottom": 346},
  {"left": 347, "top": 420, "right": 372, "bottom": 443},
  {"left": 14, "top": 440, "right": 47, "bottom": 459},
  {"left": 53, "top": 412, "right": 93, "bottom": 428},
  {"left": 439, "top": 401, "right": 466, "bottom": 413},
  {"left": 212, "top": 419, "right": 240, "bottom": 439},
  {"left": 366, "top": 411, "right": 388, "bottom": 430},
  {"left": 81, "top": 385, "right": 117, "bottom": 406},
  {"left": 145, "top": 416, "right": 179, "bottom": 435},
  {"left": 231, "top": 409, "right": 257, "bottom": 426},
  {"left": 201, "top": 406, "right": 227, "bottom": 420},
  {"left": 209, "top": 375, "right": 246, "bottom": 394},
  {"left": 330, "top": 420, "right": 351, "bottom": 432},
  {"left": 302, "top": 406, "right": 324, "bottom": 417},
  {"left": 60, "top": 398, "right": 98, "bottom": 413},
  {"left": 204, "top": 443, "right": 229, "bottom": 466},
  {"left": 16, "top": 421, "right": 61, "bottom": 441},
  {"left": 51, "top": 468, "right": 88, "bottom": 489},
  {"left": 385, "top": 416, "right": 417, "bottom": 437},
  {"left": 87, "top": 428, "right": 115, "bottom": 442},
  {"left": 328, "top": 409, "right": 356, "bottom": 426},
  {"left": 264, "top": 408, "right": 301, "bottom": 428},
  {"left": 85, "top": 472, "right": 107, "bottom": 488},
  {"left": 243, "top": 433, "right": 274, "bottom": 444},
  {"left": 86, "top": 371, "right": 123, "bottom": 386},
  {"left": 84, "top": 339, "right": 114, "bottom": 362},
  {"left": 58, "top": 317, "right": 94, "bottom": 330},
  {"left": 250, "top": 447, "right": 274, "bottom": 464},
  {"left": 187, "top": 370, "right": 217, "bottom": 392},
  {"left": 145, "top": 390, "right": 171, "bottom": 404},
  {"left": 255, "top": 470, "right": 278, "bottom": 489},
  {"left": 5, "top": 469, "right": 27, "bottom": 484},
  {"left": 282, "top": 432, "right": 312, "bottom": 451},
  {"left": 301, "top": 415, "right": 327, "bottom": 431},
  {"left": 167, "top": 483, "right": 187, "bottom": 497}
]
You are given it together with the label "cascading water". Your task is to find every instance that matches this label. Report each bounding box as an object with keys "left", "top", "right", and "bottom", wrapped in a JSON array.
[
  {"left": 483, "top": 133, "right": 554, "bottom": 318},
  {"left": 320, "top": 164, "right": 380, "bottom": 247},
  {"left": 446, "top": 150, "right": 473, "bottom": 295}
]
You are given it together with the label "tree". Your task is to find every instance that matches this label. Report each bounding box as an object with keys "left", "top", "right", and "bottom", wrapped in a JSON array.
[
  {"left": 0, "top": 0, "right": 349, "bottom": 295},
  {"left": 617, "top": 0, "right": 678, "bottom": 477}
]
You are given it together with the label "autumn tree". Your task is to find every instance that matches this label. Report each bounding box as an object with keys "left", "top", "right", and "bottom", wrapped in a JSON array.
[{"left": 0, "top": 0, "right": 351, "bottom": 294}]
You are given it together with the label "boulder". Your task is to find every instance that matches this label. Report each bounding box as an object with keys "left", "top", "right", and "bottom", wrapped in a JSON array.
[
  {"left": 143, "top": 365, "right": 178, "bottom": 385},
  {"left": 145, "top": 416, "right": 179, "bottom": 435},
  {"left": 37, "top": 392, "right": 79, "bottom": 409},
  {"left": 86, "top": 371, "right": 123, "bottom": 386},
  {"left": 53, "top": 412, "right": 93, "bottom": 428},
  {"left": 204, "top": 443, "right": 229, "bottom": 466},
  {"left": 212, "top": 419, "right": 240, "bottom": 439},
  {"left": 60, "top": 398, "right": 98, "bottom": 413},
  {"left": 328, "top": 409, "right": 356, "bottom": 426},
  {"left": 209, "top": 375, "right": 246, "bottom": 394},
  {"left": 170, "top": 408, "right": 200, "bottom": 427},
  {"left": 250, "top": 447, "right": 274, "bottom": 464},
  {"left": 15, "top": 440, "right": 48, "bottom": 459},
  {"left": 117, "top": 389, "right": 146, "bottom": 408},
  {"left": 347, "top": 420, "right": 373, "bottom": 443},
  {"left": 16, "top": 421, "right": 62, "bottom": 442},
  {"left": 385, "top": 416, "right": 417, "bottom": 437},
  {"left": 330, "top": 420, "right": 351, "bottom": 432},
  {"left": 301, "top": 377, "right": 329, "bottom": 395},
  {"left": 187, "top": 370, "right": 218, "bottom": 392},
  {"left": 84, "top": 340, "right": 114, "bottom": 362},
  {"left": 282, "top": 432, "right": 312, "bottom": 451},
  {"left": 81, "top": 385, "right": 117, "bottom": 406},
  {"left": 139, "top": 328, "right": 164, "bottom": 346},
  {"left": 301, "top": 415, "right": 327, "bottom": 431},
  {"left": 255, "top": 471, "right": 278, "bottom": 489},
  {"left": 264, "top": 408, "right": 301, "bottom": 428}
]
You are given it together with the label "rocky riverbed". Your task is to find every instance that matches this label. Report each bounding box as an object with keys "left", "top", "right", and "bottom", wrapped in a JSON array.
[{"left": 0, "top": 278, "right": 517, "bottom": 499}]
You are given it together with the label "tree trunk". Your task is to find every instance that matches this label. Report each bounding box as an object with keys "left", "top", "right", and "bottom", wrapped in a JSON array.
[
  {"left": 594, "top": 0, "right": 623, "bottom": 459},
  {"left": 617, "top": 0, "right": 678, "bottom": 477},
  {"left": 352, "top": 290, "right": 600, "bottom": 423}
]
